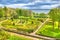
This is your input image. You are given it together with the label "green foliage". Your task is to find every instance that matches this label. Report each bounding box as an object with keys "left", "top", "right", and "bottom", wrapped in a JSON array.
[
  {"left": 1, "top": 18, "right": 41, "bottom": 33},
  {"left": 0, "top": 30, "right": 10, "bottom": 40},
  {"left": 48, "top": 8, "right": 60, "bottom": 21},
  {"left": 9, "top": 35, "right": 31, "bottom": 40},
  {"left": 16, "top": 8, "right": 33, "bottom": 17},
  {"left": 37, "top": 24, "right": 60, "bottom": 38},
  {"left": 34, "top": 13, "right": 48, "bottom": 18},
  {"left": 1, "top": 7, "right": 60, "bottom": 39},
  {"left": 0, "top": 30, "right": 32, "bottom": 40},
  {"left": 48, "top": 8, "right": 60, "bottom": 30},
  {"left": 0, "top": 8, "right": 5, "bottom": 18},
  {"left": 39, "top": 13, "right": 48, "bottom": 18}
]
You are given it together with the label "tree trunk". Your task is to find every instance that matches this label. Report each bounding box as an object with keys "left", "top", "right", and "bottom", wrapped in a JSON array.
[
  {"left": 13, "top": 22, "right": 15, "bottom": 25},
  {"left": 58, "top": 22, "right": 60, "bottom": 30},
  {"left": 52, "top": 21, "right": 54, "bottom": 31}
]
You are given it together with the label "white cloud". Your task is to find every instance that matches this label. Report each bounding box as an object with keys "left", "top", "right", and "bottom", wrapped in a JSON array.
[
  {"left": 28, "top": 0, "right": 60, "bottom": 5},
  {"left": 40, "top": 4, "right": 60, "bottom": 9},
  {"left": 0, "top": 0, "right": 60, "bottom": 13},
  {"left": 5, "top": 4, "right": 27, "bottom": 8},
  {"left": 0, "top": 4, "right": 4, "bottom": 7},
  {"left": 5, "top": 4, "right": 30, "bottom": 9}
]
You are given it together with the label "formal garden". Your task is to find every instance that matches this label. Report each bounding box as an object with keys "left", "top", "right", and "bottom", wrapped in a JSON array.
[{"left": 0, "top": 7, "right": 60, "bottom": 40}]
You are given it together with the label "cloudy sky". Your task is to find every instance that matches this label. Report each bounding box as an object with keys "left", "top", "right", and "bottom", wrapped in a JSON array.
[{"left": 0, "top": 0, "right": 60, "bottom": 13}]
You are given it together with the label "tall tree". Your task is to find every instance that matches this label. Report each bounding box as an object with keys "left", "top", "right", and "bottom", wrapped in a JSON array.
[
  {"left": 3, "top": 6, "right": 8, "bottom": 19},
  {"left": 48, "top": 8, "right": 60, "bottom": 30},
  {"left": 0, "top": 8, "right": 4, "bottom": 18},
  {"left": 57, "top": 8, "right": 60, "bottom": 29}
]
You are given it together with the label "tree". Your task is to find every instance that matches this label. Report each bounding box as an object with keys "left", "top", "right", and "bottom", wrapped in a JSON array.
[
  {"left": 0, "top": 8, "right": 4, "bottom": 18},
  {"left": 48, "top": 8, "right": 60, "bottom": 30},
  {"left": 56, "top": 8, "right": 60, "bottom": 29},
  {"left": 3, "top": 7, "right": 9, "bottom": 19},
  {"left": 16, "top": 8, "right": 22, "bottom": 16},
  {"left": 16, "top": 8, "right": 33, "bottom": 17},
  {"left": 39, "top": 13, "right": 48, "bottom": 18}
]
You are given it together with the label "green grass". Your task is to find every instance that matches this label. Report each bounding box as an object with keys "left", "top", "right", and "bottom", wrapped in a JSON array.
[
  {"left": 9, "top": 35, "right": 32, "bottom": 40},
  {"left": 36, "top": 22, "right": 60, "bottom": 38}
]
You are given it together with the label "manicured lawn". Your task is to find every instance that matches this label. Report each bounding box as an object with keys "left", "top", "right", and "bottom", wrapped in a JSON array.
[{"left": 36, "top": 23, "right": 60, "bottom": 38}]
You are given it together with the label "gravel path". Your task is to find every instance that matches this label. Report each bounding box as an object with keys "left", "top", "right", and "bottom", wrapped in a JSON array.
[{"left": 7, "top": 32, "right": 40, "bottom": 40}]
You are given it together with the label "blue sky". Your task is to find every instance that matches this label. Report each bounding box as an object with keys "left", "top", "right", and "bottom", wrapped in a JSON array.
[{"left": 0, "top": 0, "right": 60, "bottom": 13}]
